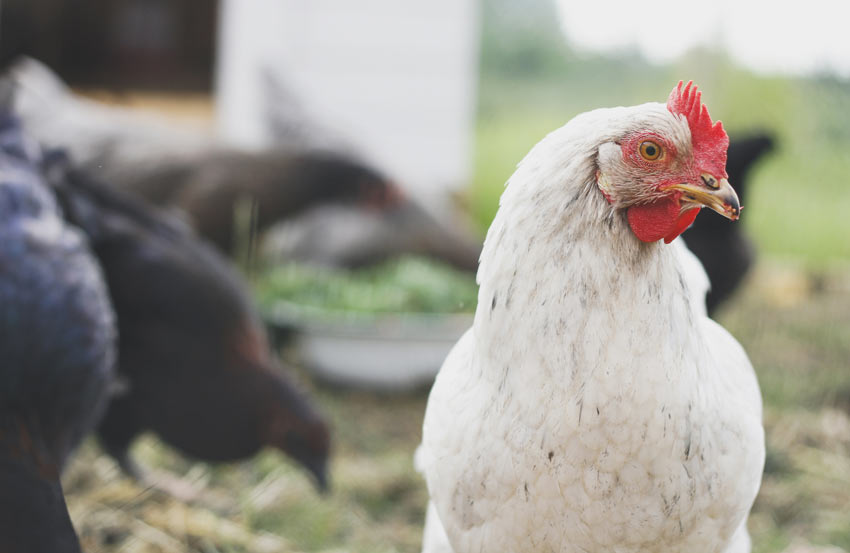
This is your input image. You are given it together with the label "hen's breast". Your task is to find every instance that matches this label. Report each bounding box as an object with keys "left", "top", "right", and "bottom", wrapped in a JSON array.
[
  {"left": 427, "top": 335, "right": 763, "bottom": 553},
  {"left": 423, "top": 244, "right": 763, "bottom": 553}
]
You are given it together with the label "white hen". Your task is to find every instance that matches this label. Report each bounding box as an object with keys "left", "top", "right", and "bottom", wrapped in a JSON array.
[{"left": 419, "top": 82, "right": 764, "bottom": 553}]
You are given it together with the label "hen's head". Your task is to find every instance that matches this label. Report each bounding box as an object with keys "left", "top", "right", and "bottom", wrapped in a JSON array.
[{"left": 596, "top": 81, "right": 738, "bottom": 243}]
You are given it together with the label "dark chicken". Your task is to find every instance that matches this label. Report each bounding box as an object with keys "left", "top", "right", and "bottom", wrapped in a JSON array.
[
  {"left": 46, "top": 157, "right": 331, "bottom": 490},
  {"left": 0, "top": 112, "right": 116, "bottom": 552},
  {"left": 105, "top": 149, "right": 403, "bottom": 258},
  {"left": 683, "top": 132, "right": 775, "bottom": 313}
]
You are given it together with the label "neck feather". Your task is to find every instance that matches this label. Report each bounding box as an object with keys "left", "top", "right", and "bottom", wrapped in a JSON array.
[{"left": 473, "top": 124, "right": 700, "bottom": 382}]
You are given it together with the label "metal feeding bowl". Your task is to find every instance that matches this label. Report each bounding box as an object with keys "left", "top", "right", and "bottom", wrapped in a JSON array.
[{"left": 265, "top": 301, "right": 473, "bottom": 391}]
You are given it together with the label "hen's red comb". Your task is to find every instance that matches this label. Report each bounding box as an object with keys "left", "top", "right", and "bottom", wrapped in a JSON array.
[{"left": 666, "top": 81, "right": 729, "bottom": 178}]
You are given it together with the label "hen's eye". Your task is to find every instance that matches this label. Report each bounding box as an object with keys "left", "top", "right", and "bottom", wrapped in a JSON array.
[{"left": 639, "top": 141, "right": 662, "bottom": 161}]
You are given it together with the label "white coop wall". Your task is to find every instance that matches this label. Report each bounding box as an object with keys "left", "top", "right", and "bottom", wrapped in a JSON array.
[{"left": 215, "top": 0, "right": 480, "bottom": 199}]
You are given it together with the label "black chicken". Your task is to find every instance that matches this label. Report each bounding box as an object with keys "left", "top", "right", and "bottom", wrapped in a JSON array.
[
  {"left": 106, "top": 149, "right": 402, "bottom": 258},
  {"left": 45, "top": 156, "right": 331, "bottom": 491},
  {"left": 0, "top": 112, "right": 116, "bottom": 552},
  {"left": 683, "top": 132, "right": 775, "bottom": 314}
]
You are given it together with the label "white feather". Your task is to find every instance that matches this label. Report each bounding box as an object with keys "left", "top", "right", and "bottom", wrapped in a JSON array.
[
  {"left": 673, "top": 237, "right": 711, "bottom": 318},
  {"left": 419, "top": 102, "right": 764, "bottom": 553}
]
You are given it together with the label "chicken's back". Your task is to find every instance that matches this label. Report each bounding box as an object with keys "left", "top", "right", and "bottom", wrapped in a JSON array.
[{"left": 0, "top": 113, "right": 116, "bottom": 551}]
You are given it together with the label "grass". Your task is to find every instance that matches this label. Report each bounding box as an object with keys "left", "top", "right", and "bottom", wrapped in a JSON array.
[
  {"left": 746, "top": 146, "right": 850, "bottom": 264},
  {"left": 66, "top": 387, "right": 431, "bottom": 553},
  {"left": 720, "top": 264, "right": 850, "bottom": 552},
  {"left": 63, "top": 259, "right": 850, "bottom": 553}
]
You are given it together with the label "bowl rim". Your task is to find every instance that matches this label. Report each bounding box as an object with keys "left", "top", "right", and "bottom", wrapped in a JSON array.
[{"left": 263, "top": 299, "right": 474, "bottom": 340}]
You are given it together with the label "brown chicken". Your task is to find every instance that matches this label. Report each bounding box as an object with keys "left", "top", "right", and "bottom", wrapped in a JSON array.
[
  {"left": 46, "top": 153, "right": 330, "bottom": 490},
  {"left": 94, "top": 149, "right": 403, "bottom": 258}
]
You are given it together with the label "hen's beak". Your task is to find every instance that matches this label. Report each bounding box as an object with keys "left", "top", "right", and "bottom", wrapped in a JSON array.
[{"left": 665, "top": 174, "right": 741, "bottom": 221}]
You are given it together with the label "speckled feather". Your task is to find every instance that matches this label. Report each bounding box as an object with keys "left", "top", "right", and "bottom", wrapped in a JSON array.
[{"left": 419, "top": 101, "right": 764, "bottom": 553}]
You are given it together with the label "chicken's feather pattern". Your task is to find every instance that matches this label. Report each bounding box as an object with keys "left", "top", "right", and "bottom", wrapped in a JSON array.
[{"left": 420, "top": 92, "right": 764, "bottom": 553}]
